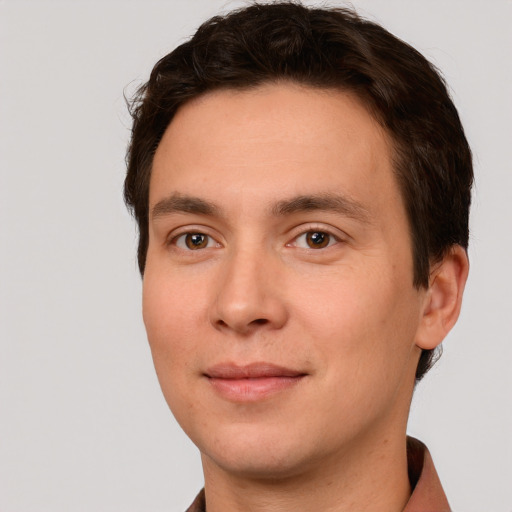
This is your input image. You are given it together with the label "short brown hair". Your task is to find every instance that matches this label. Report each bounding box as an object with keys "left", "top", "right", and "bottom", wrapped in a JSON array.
[{"left": 124, "top": 2, "right": 473, "bottom": 381}]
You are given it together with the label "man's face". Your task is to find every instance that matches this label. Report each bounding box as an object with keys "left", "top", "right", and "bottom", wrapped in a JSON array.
[{"left": 144, "top": 83, "right": 427, "bottom": 479}]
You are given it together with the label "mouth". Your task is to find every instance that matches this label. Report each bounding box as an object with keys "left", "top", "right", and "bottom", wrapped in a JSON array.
[{"left": 204, "top": 362, "right": 307, "bottom": 402}]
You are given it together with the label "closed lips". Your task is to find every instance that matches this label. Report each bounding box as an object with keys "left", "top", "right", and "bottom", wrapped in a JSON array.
[
  {"left": 204, "top": 362, "right": 307, "bottom": 402},
  {"left": 204, "top": 362, "right": 307, "bottom": 379}
]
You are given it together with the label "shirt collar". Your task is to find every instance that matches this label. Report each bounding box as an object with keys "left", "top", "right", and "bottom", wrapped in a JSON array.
[
  {"left": 403, "top": 437, "right": 451, "bottom": 511},
  {"left": 186, "top": 437, "right": 450, "bottom": 512}
]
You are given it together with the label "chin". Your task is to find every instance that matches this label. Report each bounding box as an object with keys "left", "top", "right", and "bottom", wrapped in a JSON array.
[
  {"left": 197, "top": 422, "right": 326, "bottom": 481},
  {"left": 203, "top": 447, "right": 308, "bottom": 481}
]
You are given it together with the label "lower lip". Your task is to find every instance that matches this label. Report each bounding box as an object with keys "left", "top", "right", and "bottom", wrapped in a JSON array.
[{"left": 207, "top": 376, "right": 305, "bottom": 402}]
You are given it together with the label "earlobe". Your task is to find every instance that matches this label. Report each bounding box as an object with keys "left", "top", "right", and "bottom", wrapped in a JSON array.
[{"left": 415, "top": 245, "right": 469, "bottom": 351}]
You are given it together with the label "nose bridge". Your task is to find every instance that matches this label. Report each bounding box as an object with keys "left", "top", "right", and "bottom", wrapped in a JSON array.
[{"left": 211, "top": 242, "right": 287, "bottom": 334}]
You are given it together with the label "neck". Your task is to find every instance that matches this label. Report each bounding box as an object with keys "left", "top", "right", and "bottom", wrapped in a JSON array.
[{"left": 201, "top": 430, "right": 411, "bottom": 512}]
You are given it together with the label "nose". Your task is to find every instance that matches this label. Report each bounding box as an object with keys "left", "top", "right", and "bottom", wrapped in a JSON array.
[{"left": 210, "top": 248, "right": 288, "bottom": 335}]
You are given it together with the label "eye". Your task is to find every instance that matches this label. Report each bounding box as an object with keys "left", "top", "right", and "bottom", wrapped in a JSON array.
[
  {"left": 174, "top": 232, "right": 218, "bottom": 250},
  {"left": 293, "top": 231, "right": 337, "bottom": 249}
]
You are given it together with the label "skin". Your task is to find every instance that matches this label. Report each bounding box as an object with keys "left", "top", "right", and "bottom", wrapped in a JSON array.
[{"left": 143, "top": 83, "right": 468, "bottom": 511}]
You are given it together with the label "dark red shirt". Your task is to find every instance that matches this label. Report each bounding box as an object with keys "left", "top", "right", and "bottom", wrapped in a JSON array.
[{"left": 185, "top": 437, "right": 450, "bottom": 512}]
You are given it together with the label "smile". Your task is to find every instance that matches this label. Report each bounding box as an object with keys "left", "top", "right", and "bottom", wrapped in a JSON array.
[{"left": 204, "top": 362, "right": 307, "bottom": 402}]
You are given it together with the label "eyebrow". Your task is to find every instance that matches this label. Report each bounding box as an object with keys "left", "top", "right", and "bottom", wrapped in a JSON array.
[
  {"left": 151, "top": 193, "right": 219, "bottom": 220},
  {"left": 151, "top": 192, "right": 371, "bottom": 223},
  {"left": 271, "top": 194, "right": 371, "bottom": 223}
]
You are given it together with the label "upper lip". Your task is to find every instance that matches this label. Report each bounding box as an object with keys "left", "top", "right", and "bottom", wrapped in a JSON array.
[{"left": 204, "top": 362, "right": 306, "bottom": 379}]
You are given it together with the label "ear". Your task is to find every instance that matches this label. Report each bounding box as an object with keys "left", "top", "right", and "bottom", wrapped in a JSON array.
[{"left": 415, "top": 245, "right": 469, "bottom": 351}]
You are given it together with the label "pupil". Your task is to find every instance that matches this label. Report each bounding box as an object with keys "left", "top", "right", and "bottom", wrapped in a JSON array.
[
  {"left": 187, "top": 233, "right": 206, "bottom": 249},
  {"left": 307, "top": 231, "right": 329, "bottom": 248}
]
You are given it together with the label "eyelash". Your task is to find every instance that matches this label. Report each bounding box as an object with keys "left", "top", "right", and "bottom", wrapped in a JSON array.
[
  {"left": 171, "top": 232, "right": 220, "bottom": 251},
  {"left": 289, "top": 230, "right": 339, "bottom": 250},
  {"left": 168, "top": 225, "right": 344, "bottom": 253},
  {"left": 287, "top": 222, "right": 346, "bottom": 250}
]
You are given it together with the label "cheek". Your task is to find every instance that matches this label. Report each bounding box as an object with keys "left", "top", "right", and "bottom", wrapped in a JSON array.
[
  {"left": 142, "top": 268, "right": 222, "bottom": 442},
  {"left": 293, "top": 272, "right": 421, "bottom": 436},
  {"left": 291, "top": 263, "right": 421, "bottom": 377},
  {"left": 143, "top": 263, "right": 205, "bottom": 341},
  {"left": 142, "top": 269, "right": 205, "bottom": 395}
]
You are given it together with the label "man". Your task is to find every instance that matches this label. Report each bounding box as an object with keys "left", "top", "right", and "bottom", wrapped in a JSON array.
[{"left": 124, "top": 3, "right": 472, "bottom": 511}]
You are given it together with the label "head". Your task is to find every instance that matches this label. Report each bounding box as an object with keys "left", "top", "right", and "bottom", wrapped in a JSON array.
[
  {"left": 125, "top": 2, "right": 473, "bottom": 484},
  {"left": 125, "top": 2, "right": 472, "bottom": 383}
]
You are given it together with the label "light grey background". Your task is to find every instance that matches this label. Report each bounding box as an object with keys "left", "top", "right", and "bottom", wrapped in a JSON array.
[{"left": 1, "top": 1, "right": 510, "bottom": 510}]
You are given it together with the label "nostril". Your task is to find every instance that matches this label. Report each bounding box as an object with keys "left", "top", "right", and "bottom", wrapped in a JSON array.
[{"left": 213, "top": 316, "right": 270, "bottom": 333}]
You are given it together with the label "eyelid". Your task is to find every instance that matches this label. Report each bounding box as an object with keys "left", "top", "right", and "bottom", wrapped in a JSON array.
[
  {"left": 166, "top": 225, "right": 223, "bottom": 249},
  {"left": 176, "top": 233, "right": 217, "bottom": 250},
  {"left": 286, "top": 223, "right": 349, "bottom": 248},
  {"left": 164, "top": 223, "right": 348, "bottom": 250}
]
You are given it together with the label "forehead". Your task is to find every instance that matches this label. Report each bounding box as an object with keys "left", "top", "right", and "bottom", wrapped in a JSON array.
[{"left": 150, "top": 83, "right": 400, "bottom": 220}]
